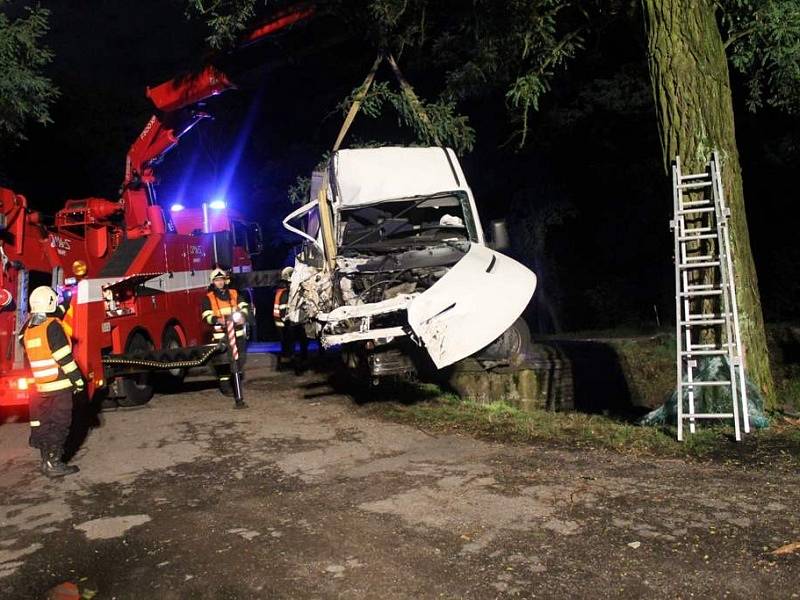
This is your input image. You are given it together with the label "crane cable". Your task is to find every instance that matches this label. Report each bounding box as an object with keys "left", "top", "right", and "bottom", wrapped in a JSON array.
[{"left": 318, "top": 53, "right": 441, "bottom": 271}]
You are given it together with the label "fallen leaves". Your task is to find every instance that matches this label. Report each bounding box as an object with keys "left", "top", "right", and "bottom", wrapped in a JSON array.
[{"left": 771, "top": 541, "right": 800, "bottom": 556}]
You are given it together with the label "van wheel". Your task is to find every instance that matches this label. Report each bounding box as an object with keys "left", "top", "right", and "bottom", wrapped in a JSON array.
[
  {"left": 474, "top": 317, "right": 532, "bottom": 362},
  {"left": 156, "top": 326, "right": 186, "bottom": 392},
  {"left": 117, "top": 333, "right": 154, "bottom": 407}
]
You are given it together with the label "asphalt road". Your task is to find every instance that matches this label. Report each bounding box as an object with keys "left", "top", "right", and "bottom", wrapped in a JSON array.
[{"left": 1, "top": 354, "right": 799, "bottom": 599}]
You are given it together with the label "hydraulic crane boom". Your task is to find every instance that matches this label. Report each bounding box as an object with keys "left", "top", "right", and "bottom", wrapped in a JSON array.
[{"left": 120, "top": 66, "right": 235, "bottom": 239}]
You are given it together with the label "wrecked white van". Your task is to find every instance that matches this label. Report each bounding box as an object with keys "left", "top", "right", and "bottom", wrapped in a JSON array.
[{"left": 282, "top": 146, "right": 537, "bottom": 382}]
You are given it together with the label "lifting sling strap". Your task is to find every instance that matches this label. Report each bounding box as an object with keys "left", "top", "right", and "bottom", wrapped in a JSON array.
[{"left": 317, "top": 53, "right": 442, "bottom": 271}]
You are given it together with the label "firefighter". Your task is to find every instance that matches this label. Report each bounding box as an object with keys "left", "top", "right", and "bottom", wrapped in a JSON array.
[
  {"left": 20, "top": 286, "right": 84, "bottom": 477},
  {"left": 201, "top": 267, "right": 249, "bottom": 394},
  {"left": 274, "top": 267, "right": 308, "bottom": 373},
  {"left": 55, "top": 291, "right": 75, "bottom": 338}
]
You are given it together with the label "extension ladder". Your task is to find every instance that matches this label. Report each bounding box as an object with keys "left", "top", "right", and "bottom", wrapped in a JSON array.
[{"left": 670, "top": 151, "right": 749, "bottom": 441}]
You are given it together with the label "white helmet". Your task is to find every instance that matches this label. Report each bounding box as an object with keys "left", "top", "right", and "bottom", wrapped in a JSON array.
[
  {"left": 280, "top": 266, "right": 294, "bottom": 281},
  {"left": 209, "top": 267, "right": 227, "bottom": 283},
  {"left": 30, "top": 286, "right": 58, "bottom": 314}
]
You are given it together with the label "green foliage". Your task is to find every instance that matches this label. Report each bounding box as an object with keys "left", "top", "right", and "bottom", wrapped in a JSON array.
[
  {"left": 185, "top": 0, "right": 589, "bottom": 150},
  {"left": 337, "top": 79, "right": 475, "bottom": 153},
  {"left": 363, "top": 0, "right": 588, "bottom": 147},
  {"left": 0, "top": 1, "right": 59, "bottom": 145},
  {"left": 287, "top": 175, "right": 310, "bottom": 205},
  {"left": 433, "top": 1, "right": 587, "bottom": 148},
  {"left": 187, "top": 0, "right": 259, "bottom": 49},
  {"left": 723, "top": 0, "right": 800, "bottom": 113}
]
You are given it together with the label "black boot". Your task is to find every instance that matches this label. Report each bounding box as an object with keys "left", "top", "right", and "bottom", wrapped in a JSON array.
[{"left": 41, "top": 447, "right": 79, "bottom": 478}]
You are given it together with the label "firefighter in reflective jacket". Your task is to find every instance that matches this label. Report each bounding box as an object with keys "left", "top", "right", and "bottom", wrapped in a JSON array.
[
  {"left": 201, "top": 267, "right": 249, "bottom": 393},
  {"left": 20, "top": 286, "right": 83, "bottom": 477},
  {"left": 274, "top": 267, "right": 308, "bottom": 372}
]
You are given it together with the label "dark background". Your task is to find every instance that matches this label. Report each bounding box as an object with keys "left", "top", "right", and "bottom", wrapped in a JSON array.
[{"left": 2, "top": 0, "right": 798, "bottom": 333}]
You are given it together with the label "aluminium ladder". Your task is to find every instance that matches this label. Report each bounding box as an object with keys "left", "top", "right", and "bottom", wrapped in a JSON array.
[{"left": 670, "top": 151, "right": 749, "bottom": 441}]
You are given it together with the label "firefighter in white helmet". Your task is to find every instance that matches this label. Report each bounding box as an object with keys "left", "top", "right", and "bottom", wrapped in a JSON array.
[
  {"left": 200, "top": 266, "right": 250, "bottom": 395},
  {"left": 19, "top": 286, "right": 84, "bottom": 477}
]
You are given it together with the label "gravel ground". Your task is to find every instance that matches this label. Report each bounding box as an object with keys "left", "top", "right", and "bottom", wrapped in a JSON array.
[{"left": 1, "top": 353, "right": 798, "bottom": 599}]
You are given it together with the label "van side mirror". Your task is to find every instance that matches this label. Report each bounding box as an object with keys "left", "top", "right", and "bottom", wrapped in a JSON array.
[{"left": 487, "top": 219, "right": 510, "bottom": 251}]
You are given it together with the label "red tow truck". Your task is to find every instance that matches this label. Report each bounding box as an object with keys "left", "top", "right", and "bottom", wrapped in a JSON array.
[
  {"left": 0, "top": 4, "right": 323, "bottom": 409},
  {"left": 0, "top": 66, "right": 263, "bottom": 408}
]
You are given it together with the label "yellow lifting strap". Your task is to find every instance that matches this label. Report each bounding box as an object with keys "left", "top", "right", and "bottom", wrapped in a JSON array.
[{"left": 317, "top": 53, "right": 441, "bottom": 270}]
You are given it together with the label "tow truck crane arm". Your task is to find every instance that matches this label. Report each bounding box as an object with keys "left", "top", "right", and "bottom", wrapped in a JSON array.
[
  {"left": 120, "top": 66, "right": 235, "bottom": 238},
  {"left": 120, "top": 3, "right": 317, "bottom": 238}
]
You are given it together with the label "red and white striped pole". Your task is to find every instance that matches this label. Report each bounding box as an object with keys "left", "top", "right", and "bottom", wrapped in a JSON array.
[{"left": 226, "top": 318, "right": 246, "bottom": 408}]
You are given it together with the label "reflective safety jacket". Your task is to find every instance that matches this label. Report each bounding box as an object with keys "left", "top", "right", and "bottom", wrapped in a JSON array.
[
  {"left": 201, "top": 287, "right": 249, "bottom": 340},
  {"left": 273, "top": 285, "right": 289, "bottom": 328},
  {"left": 56, "top": 301, "right": 75, "bottom": 339},
  {"left": 21, "top": 316, "right": 83, "bottom": 393}
]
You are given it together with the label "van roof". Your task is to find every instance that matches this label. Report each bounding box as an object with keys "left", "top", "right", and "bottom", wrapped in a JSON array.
[{"left": 331, "top": 146, "right": 470, "bottom": 208}]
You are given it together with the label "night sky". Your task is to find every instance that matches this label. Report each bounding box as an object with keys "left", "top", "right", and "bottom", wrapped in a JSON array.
[{"left": 2, "top": 0, "right": 799, "bottom": 331}]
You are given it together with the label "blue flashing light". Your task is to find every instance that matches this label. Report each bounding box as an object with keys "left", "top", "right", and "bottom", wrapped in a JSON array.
[
  {"left": 209, "top": 199, "right": 226, "bottom": 210},
  {"left": 170, "top": 203, "right": 185, "bottom": 212}
]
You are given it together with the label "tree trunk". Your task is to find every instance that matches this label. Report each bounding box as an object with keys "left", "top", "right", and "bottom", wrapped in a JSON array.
[{"left": 642, "top": 0, "right": 776, "bottom": 408}]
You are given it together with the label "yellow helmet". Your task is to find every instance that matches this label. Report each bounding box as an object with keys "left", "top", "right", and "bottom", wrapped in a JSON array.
[
  {"left": 209, "top": 267, "right": 227, "bottom": 283},
  {"left": 30, "top": 286, "right": 58, "bottom": 313},
  {"left": 280, "top": 266, "right": 294, "bottom": 281}
]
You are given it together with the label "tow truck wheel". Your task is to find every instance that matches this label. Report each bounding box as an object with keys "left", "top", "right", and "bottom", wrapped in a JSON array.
[
  {"left": 117, "top": 332, "right": 155, "bottom": 407},
  {"left": 157, "top": 326, "right": 186, "bottom": 391}
]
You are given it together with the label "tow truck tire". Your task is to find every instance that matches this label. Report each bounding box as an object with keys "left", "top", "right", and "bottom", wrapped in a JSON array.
[
  {"left": 117, "top": 332, "right": 155, "bottom": 407},
  {"left": 156, "top": 326, "right": 186, "bottom": 392}
]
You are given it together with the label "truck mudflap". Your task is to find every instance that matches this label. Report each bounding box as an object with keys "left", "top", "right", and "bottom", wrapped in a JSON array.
[{"left": 407, "top": 244, "right": 536, "bottom": 369}]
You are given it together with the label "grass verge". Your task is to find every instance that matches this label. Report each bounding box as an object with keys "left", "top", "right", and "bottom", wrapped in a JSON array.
[{"left": 364, "top": 390, "right": 800, "bottom": 467}]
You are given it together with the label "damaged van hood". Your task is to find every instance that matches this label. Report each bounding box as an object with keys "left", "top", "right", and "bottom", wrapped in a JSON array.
[
  {"left": 313, "top": 242, "right": 536, "bottom": 369},
  {"left": 407, "top": 243, "right": 536, "bottom": 368}
]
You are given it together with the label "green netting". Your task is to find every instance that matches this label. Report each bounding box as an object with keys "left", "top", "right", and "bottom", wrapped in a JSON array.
[{"left": 639, "top": 356, "right": 770, "bottom": 428}]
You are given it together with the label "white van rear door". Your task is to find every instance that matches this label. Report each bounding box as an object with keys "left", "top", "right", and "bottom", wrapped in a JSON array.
[{"left": 407, "top": 244, "right": 536, "bottom": 369}]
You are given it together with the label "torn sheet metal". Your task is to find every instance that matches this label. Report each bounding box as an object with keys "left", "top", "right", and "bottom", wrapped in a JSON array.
[
  {"left": 323, "top": 326, "right": 407, "bottom": 347},
  {"left": 317, "top": 294, "right": 415, "bottom": 323}
]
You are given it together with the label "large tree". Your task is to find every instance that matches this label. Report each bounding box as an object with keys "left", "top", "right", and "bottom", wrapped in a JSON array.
[
  {"left": 0, "top": 1, "right": 58, "bottom": 148},
  {"left": 642, "top": 0, "right": 800, "bottom": 409}
]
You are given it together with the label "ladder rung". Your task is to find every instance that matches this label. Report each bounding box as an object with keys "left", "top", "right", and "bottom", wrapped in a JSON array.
[
  {"left": 679, "top": 234, "right": 718, "bottom": 242},
  {"left": 687, "top": 283, "right": 718, "bottom": 290},
  {"left": 678, "top": 207, "right": 714, "bottom": 215},
  {"left": 681, "top": 413, "right": 735, "bottom": 419},
  {"left": 681, "top": 319, "right": 726, "bottom": 326},
  {"left": 681, "top": 199, "right": 712, "bottom": 206},
  {"left": 680, "top": 290, "right": 724, "bottom": 298},
  {"left": 680, "top": 173, "right": 710, "bottom": 181},
  {"left": 682, "top": 381, "right": 732, "bottom": 387},
  {"left": 681, "top": 349, "right": 728, "bottom": 356},
  {"left": 686, "top": 342, "right": 733, "bottom": 350},
  {"left": 679, "top": 261, "right": 720, "bottom": 269},
  {"left": 678, "top": 181, "right": 712, "bottom": 190},
  {"left": 686, "top": 312, "right": 731, "bottom": 320},
  {"left": 683, "top": 255, "right": 714, "bottom": 262},
  {"left": 679, "top": 290, "right": 723, "bottom": 297}
]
